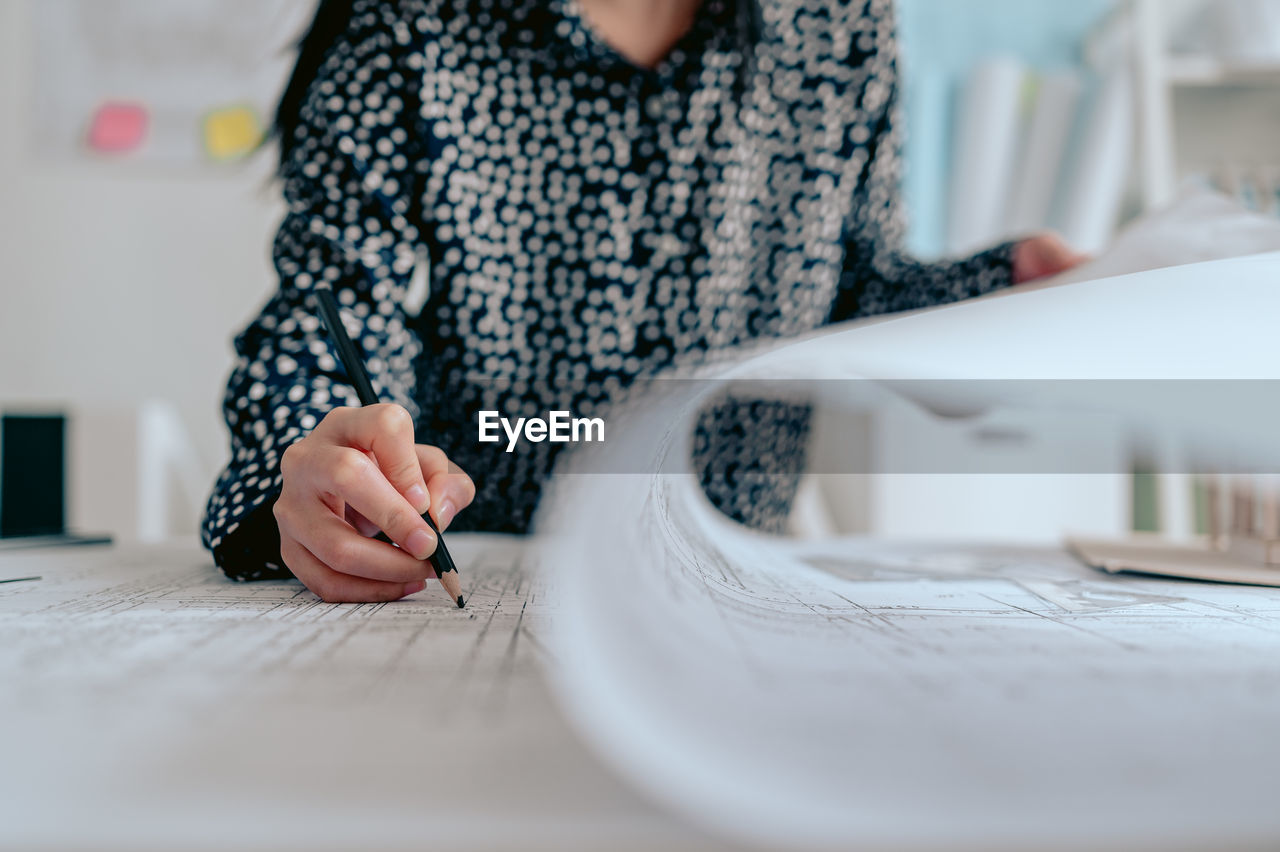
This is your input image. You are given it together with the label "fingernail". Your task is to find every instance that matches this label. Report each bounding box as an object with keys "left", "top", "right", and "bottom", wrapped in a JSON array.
[
  {"left": 438, "top": 499, "right": 458, "bottom": 530},
  {"left": 402, "top": 580, "right": 426, "bottom": 596},
  {"left": 406, "top": 528, "right": 436, "bottom": 561},
  {"left": 405, "top": 484, "right": 430, "bottom": 513}
]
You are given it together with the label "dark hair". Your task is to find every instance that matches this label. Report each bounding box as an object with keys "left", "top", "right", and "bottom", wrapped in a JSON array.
[{"left": 273, "top": 0, "right": 356, "bottom": 175}]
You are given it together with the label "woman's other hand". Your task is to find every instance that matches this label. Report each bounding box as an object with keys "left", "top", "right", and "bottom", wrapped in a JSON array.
[
  {"left": 1012, "top": 232, "right": 1090, "bottom": 284},
  {"left": 273, "top": 404, "right": 476, "bottom": 603}
]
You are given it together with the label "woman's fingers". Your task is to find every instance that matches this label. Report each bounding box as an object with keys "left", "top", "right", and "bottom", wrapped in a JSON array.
[
  {"left": 315, "top": 404, "right": 432, "bottom": 514},
  {"left": 294, "top": 507, "right": 436, "bottom": 583},
  {"left": 299, "top": 443, "right": 437, "bottom": 560},
  {"left": 280, "top": 535, "right": 426, "bottom": 603},
  {"left": 417, "top": 444, "right": 476, "bottom": 530},
  {"left": 344, "top": 505, "right": 382, "bottom": 538},
  {"left": 275, "top": 404, "right": 472, "bottom": 601},
  {"left": 1012, "top": 232, "right": 1090, "bottom": 283}
]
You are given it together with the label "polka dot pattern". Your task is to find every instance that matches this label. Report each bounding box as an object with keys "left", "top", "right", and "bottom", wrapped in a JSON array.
[{"left": 204, "top": 0, "right": 1015, "bottom": 579}]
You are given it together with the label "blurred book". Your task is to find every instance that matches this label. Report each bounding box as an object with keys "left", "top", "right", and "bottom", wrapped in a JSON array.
[
  {"left": 1052, "top": 64, "right": 1134, "bottom": 255},
  {"left": 946, "top": 57, "right": 1134, "bottom": 257},
  {"left": 946, "top": 58, "right": 1025, "bottom": 255},
  {"left": 1004, "top": 71, "right": 1082, "bottom": 235}
]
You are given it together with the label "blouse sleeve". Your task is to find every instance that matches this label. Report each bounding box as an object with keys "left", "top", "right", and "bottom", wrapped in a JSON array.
[
  {"left": 829, "top": 0, "right": 1017, "bottom": 323},
  {"left": 202, "top": 0, "right": 428, "bottom": 580}
]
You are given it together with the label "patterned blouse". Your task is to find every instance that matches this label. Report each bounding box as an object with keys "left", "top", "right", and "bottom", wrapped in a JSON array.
[{"left": 204, "top": 0, "right": 1015, "bottom": 580}]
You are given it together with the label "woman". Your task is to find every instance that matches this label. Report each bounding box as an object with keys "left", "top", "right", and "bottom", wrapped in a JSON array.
[{"left": 204, "top": 0, "right": 1084, "bottom": 601}]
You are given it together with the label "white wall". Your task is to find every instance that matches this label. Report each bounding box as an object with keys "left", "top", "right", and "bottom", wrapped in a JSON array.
[
  {"left": 806, "top": 402, "right": 1130, "bottom": 543},
  {"left": 0, "top": 0, "right": 285, "bottom": 535}
]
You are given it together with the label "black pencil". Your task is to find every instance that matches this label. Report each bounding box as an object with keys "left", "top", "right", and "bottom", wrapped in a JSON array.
[{"left": 312, "top": 284, "right": 465, "bottom": 608}]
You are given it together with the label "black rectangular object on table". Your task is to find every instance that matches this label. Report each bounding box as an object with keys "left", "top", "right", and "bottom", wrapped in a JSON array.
[{"left": 1, "top": 414, "right": 67, "bottom": 538}]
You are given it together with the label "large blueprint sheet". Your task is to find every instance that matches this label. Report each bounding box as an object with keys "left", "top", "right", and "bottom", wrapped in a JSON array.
[{"left": 541, "top": 254, "right": 1280, "bottom": 849}]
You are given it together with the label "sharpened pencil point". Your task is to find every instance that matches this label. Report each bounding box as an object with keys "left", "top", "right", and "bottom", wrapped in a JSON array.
[
  {"left": 437, "top": 568, "right": 463, "bottom": 608},
  {"left": 457, "top": 595, "right": 466, "bottom": 609}
]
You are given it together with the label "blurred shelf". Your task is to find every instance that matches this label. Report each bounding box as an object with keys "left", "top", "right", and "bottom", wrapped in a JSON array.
[
  {"left": 1102, "top": 0, "right": 1280, "bottom": 210},
  {"left": 1166, "top": 55, "right": 1280, "bottom": 87}
]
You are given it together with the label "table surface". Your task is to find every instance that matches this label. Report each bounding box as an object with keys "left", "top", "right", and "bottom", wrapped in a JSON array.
[
  {"left": 0, "top": 537, "right": 740, "bottom": 852},
  {"left": 9, "top": 535, "right": 1280, "bottom": 852}
]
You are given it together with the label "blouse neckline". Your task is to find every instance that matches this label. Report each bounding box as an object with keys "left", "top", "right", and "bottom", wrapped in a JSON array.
[{"left": 551, "top": 0, "right": 733, "bottom": 83}]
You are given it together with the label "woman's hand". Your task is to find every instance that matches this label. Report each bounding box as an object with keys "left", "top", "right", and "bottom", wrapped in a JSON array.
[
  {"left": 1012, "top": 232, "right": 1090, "bottom": 284},
  {"left": 274, "top": 404, "right": 475, "bottom": 603}
]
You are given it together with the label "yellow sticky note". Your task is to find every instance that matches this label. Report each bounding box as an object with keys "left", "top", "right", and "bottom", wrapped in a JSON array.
[{"left": 202, "top": 105, "right": 263, "bottom": 162}]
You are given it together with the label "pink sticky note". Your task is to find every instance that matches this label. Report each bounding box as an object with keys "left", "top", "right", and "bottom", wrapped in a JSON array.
[{"left": 86, "top": 102, "right": 149, "bottom": 154}]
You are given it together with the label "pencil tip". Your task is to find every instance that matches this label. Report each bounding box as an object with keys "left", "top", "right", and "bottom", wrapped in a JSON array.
[{"left": 456, "top": 595, "right": 466, "bottom": 609}]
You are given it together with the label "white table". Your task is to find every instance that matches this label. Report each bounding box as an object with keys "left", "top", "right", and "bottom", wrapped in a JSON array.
[
  {"left": 0, "top": 537, "right": 738, "bottom": 852},
  {"left": 10, "top": 534, "right": 1280, "bottom": 851}
]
